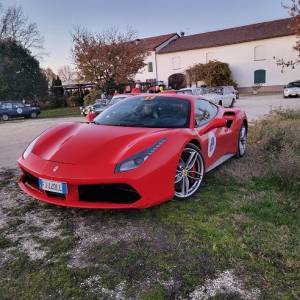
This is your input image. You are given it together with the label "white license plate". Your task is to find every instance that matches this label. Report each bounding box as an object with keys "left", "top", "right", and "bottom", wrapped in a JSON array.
[{"left": 38, "top": 178, "right": 67, "bottom": 195}]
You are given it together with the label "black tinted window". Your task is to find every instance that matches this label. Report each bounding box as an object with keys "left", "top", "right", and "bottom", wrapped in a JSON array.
[{"left": 287, "top": 82, "right": 300, "bottom": 88}]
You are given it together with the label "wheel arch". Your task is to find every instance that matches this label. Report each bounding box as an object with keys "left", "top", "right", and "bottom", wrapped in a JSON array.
[
  {"left": 243, "top": 118, "right": 248, "bottom": 132},
  {"left": 188, "top": 139, "right": 201, "bottom": 150}
]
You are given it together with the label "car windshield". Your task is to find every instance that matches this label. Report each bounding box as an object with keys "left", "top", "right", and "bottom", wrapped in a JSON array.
[
  {"left": 94, "top": 96, "right": 190, "bottom": 128},
  {"left": 287, "top": 82, "right": 300, "bottom": 88}
]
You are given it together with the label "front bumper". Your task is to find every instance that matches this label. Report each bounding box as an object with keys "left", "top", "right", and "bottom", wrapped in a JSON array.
[
  {"left": 17, "top": 154, "right": 175, "bottom": 209},
  {"left": 284, "top": 89, "right": 300, "bottom": 97}
]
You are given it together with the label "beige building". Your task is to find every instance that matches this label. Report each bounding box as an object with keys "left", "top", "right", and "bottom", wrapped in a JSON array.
[{"left": 136, "top": 18, "right": 299, "bottom": 92}]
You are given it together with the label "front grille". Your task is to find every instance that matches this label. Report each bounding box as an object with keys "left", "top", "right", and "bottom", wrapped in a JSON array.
[
  {"left": 45, "top": 191, "right": 66, "bottom": 200},
  {"left": 23, "top": 171, "right": 39, "bottom": 188},
  {"left": 78, "top": 184, "right": 141, "bottom": 204},
  {"left": 22, "top": 170, "right": 65, "bottom": 200}
]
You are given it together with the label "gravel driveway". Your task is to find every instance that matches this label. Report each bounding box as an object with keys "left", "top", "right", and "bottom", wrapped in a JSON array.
[
  {"left": 236, "top": 93, "right": 300, "bottom": 122},
  {"left": 0, "top": 116, "right": 84, "bottom": 168},
  {"left": 0, "top": 94, "right": 299, "bottom": 169}
]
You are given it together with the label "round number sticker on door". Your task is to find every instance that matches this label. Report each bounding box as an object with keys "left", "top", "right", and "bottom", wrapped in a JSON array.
[
  {"left": 208, "top": 131, "right": 217, "bottom": 158},
  {"left": 17, "top": 108, "right": 23, "bottom": 114}
]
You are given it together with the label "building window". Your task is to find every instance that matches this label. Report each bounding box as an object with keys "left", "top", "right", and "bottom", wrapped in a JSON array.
[
  {"left": 206, "top": 52, "right": 214, "bottom": 63},
  {"left": 254, "top": 45, "right": 266, "bottom": 61},
  {"left": 172, "top": 57, "right": 181, "bottom": 70},
  {"left": 254, "top": 69, "right": 266, "bottom": 84},
  {"left": 148, "top": 62, "right": 153, "bottom": 72}
]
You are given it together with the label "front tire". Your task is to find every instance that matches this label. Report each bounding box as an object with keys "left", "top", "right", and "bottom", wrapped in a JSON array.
[
  {"left": 1, "top": 114, "right": 9, "bottom": 121},
  {"left": 236, "top": 124, "right": 247, "bottom": 157},
  {"left": 174, "top": 143, "right": 205, "bottom": 199}
]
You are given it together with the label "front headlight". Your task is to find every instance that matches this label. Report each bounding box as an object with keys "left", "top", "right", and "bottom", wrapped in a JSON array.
[
  {"left": 23, "top": 137, "right": 39, "bottom": 159},
  {"left": 115, "top": 138, "right": 167, "bottom": 172}
]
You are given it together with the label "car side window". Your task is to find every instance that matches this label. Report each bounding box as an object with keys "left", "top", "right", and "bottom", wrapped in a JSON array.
[
  {"left": 13, "top": 103, "right": 25, "bottom": 108},
  {"left": 2, "top": 103, "right": 13, "bottom": 109},
  {"left": 194, "top": 99, "right": 218, "bottom": 127}
]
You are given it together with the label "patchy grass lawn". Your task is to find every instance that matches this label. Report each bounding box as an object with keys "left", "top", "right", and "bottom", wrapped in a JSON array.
[
  {"left": 0, "top": 110, "right": 299, "bottom": 299},
  {"left": 39, "top": 107, "right": 81, "bottom": 118}
]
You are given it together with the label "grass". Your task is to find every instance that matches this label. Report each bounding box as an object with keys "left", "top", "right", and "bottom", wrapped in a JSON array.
[
  {"left": 0, "top": 110, "right": 299, "bottom": 299},
  {"left": 39, "top": 106, "right": 81, "bottom": 118}
]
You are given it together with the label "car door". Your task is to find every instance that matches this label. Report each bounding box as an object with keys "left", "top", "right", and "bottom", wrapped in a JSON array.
[
  {"left": 194, "top": 99, "right": 230, "bottom": 168},
  {"left": 4, "top": 102, "right": 14, "bottom": 116},
  {"left": 12, "top": 102, "right": 27, "bottom": 117}
]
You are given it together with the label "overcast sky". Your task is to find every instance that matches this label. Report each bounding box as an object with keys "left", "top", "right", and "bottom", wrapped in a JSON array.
[{"left": 1, "top": 0, "right": 289, "bottom": 72}]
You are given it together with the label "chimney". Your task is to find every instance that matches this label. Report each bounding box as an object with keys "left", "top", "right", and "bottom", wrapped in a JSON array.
[{"left": 180, "top": 32, "right": 185, "bottom": 37}]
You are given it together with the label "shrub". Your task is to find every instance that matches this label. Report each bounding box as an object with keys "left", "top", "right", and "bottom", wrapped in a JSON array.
[
  {"left": 219, "top": 109, "right": 300, "bottom": 188},
  {"left": 66, "top": 95, "right": 83, "bottom": 107},
  {"left": 186, "top": 60, "right": 236, "bottom": 87},
  {"left": 83, "top": 88, "right": 102, "bottom": 106}
]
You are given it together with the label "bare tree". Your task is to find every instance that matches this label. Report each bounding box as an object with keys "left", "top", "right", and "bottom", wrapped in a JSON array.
[
  {"left": 72, "top": 26, "right": 147, "bottom": 94},
  {"left": 0, "top": 5, "right": 44, "bottom": 52},
  {"left": 58, "top": 65, "right": 78, "bottom": 83},
  {"left": 274, "top": 0, "right": 299, "bottom": 70}
]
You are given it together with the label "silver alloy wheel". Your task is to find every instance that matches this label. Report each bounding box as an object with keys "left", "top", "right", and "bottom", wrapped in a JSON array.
[
  {"left": 174, "top": 147, "right": 204, "bottom": 198},
  {"left": 238, "top": 125, "right": 247, "bottom": 156}
]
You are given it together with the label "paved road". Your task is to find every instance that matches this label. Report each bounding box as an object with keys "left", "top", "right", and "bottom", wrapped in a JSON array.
[
  {"left": 0, "top": 116, "right": 84, "bottom": 169},
  {"left": 0, "top": 94, "right": 299, "bottom": 168},
  {"left": 236, "top": 94, "right": 300, "bottom": 122}
]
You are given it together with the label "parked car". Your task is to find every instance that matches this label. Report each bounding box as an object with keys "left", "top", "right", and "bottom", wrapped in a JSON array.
[
  {"left": 202, "top": 87, "right": 236, "bottom": 108},
  {"left": 18, "top": 94, "right": 247, "bottom": 209},
  {"left": 80, "top": 102, "right": 107, "bottom": 116},
  {"left": 283, "top": 81, "right": 300, "bottom": 98},
  {"left": 108, "top": 94, "right": 132, "bottom": 106},
  {"left": 85, "top": 103, "right": 107, "bottom": 122},
  {"left": 222, "top": 86, "right": 239, "bottom": 99},
  {"left": 85, "top": 94, "right": 132, "bottom": 122},
  {"left": 177, "top": 87, "right": 207, "bottom": 96},
  {"left": 0, "top": 101, "right": 40, "bottom": 121}
]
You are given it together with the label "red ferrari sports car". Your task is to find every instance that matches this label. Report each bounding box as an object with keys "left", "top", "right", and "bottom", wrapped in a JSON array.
[{"left": 18, "top": 94, "right": 247, "bottom": 209}]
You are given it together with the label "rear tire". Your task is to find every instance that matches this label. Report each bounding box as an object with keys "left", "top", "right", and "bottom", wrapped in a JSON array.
[
  {"left": 236, "top": 124, "right": 247, "bottom": 158},
  {"left": 1, "top": 114, "right": 9, "bottom": 121},
  {"left": 30, "top": 112, "right": 37, "bottom": 119},
  {"left": 218, "top": 100, "right": 222, "bottom": 106}
]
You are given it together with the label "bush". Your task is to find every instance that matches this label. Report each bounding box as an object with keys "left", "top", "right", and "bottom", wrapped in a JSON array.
[
  {"left": 219, "top": 109, "right": 300, "bottom": 188},
  {"left": 66, "top": 95, "right": 83, "bottom": 107},
  {"left": 83, "top": 88, "right": 102, "bottom": 106},
  {"left": 186, "top": 60, "right": 236, "bottom": 87}
]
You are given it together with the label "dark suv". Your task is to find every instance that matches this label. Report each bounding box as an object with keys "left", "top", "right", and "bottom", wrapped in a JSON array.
[{"left": 0, "top": 101, "right": 40, "bottom": 121}]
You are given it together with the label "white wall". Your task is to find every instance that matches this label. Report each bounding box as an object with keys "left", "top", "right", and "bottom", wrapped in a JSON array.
[
  {"left": 156, "top": 35, "right": 299, "bottom": 88},
  {"left": 134, "top": 35, "right": 179, "bottom": 83},
  {"left": 134, "top": 51, "right": 157, "bottom": 82}
]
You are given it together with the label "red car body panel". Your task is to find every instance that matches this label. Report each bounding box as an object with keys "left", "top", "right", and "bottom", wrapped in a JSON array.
[{"left": 18, "top": 94, "right": 247, "bottom": 209}]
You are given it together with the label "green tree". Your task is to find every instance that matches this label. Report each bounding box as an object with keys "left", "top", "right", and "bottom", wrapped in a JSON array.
[
  {"left": 186, "top": 61, "right": 236, "bottom": 87},
  {"left": 50, "top": 76, "right": 65, "bottom": 107},
  {"left": 0, "top": 40, "right": 48, "bottom": 100}
]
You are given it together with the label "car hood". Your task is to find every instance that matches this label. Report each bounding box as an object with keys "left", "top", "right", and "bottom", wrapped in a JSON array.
[{"left": 32, "top": 122, "right": 170, "bottom": 165}]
